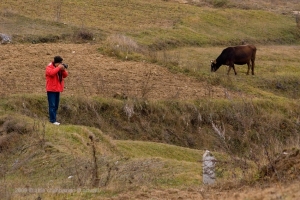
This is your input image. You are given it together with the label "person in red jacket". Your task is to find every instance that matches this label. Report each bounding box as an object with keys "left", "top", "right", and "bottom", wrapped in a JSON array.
[{"left": 45, "top": 56, "right": 68, "bottom": 125}]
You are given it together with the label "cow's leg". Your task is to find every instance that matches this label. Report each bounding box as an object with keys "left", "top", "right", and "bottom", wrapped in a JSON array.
[
  {"left": 232, "top": 64, "right": 237, "bottom": 75},
  {"left": 251, "top": 59, "right": 255, "bottom": 75},
  {"left": 246, "top": 62, "right": 250, "bottom": 75},
  {"left": 227, "top": 64, "right": 237, "bottom": 75},
  {"left": 227, "top": 66, "right": 231, "bottom": 75}
]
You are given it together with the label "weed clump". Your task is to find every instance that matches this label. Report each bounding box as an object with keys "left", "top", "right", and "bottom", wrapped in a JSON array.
[
  {"left": 12, "top": 34, "right": 60, "bottom": 44},
  {"left": 73, "top": 29, "right": 94, "bottom": 41},
  {"left": 99, "top": 34, "right": 143, "bottom": 60},
  {"left": 259, "top": 148, "right": 300, "bottom": 181},
  {"left": 0, "top": 116, "right": 33, "bottom": 153}
]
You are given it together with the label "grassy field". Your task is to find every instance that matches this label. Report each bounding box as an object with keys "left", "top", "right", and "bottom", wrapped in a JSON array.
[
  {"left": 0, "top": 0, "right": 300, "bottom": 199},
  {"left": 1, "top": 0, "right": 300, "bottom": 46}
]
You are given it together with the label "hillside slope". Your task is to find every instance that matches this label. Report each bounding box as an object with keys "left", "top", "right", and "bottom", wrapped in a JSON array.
[
  {"left": 1, "top": 114, "right": 300, "bottom": 200},
  {"left": 1, "top": 0, "right": 299, "bottom": 46},
  {"left": 0, "top": 0, "right": 300, "bottom": 199}
]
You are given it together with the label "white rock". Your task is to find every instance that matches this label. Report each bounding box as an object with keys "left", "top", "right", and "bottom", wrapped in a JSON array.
[{"left": 203, "top": 150, "right": 216, "bottom": 185}]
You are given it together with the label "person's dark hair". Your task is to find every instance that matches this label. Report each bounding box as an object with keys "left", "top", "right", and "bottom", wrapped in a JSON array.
[{"left": 54, "top": 56, "right": 63, "bottom": 63}]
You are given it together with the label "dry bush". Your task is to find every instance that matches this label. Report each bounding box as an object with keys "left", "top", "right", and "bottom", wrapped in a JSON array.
[
  {"left": 140, "top": 70, "right": 155, "bottom": 99},
  {"left": 73, "top": 29, "right": 94, "bottom": 42},
  {"left": 0, "top": 132, "right": 20, "bottom": 153},
  {"left": 12, "top": 34, "right": 60, "bottom": 44},
  {"left": 0, "top": 116, "right": 46, "bottom": 154},
  {"left": 100, "top": 34, "right": 144, "bottom": 60},
  {"left": 259, "top": 148, "right": 300, "bottom": 181},
  {"left": 123, "top": 101, "right": 135, "bottom": 121},
  {"left": 160, "top": 50, "right": 180, "bottom": 68},
  {"left": 208, "top": 0, "right": 229, "bottom": 7},
  {"left": 0, "top": 117, "right": 33, "bottom": 135}
]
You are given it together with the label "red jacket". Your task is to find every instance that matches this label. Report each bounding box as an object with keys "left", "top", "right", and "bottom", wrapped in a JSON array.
[{"left": 45, "top": 62, "right": 68, "bottom": 92}]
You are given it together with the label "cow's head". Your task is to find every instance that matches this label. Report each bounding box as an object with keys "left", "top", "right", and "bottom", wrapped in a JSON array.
[{"left": 210, "top": 60, "right": 220, "bottom": 72}]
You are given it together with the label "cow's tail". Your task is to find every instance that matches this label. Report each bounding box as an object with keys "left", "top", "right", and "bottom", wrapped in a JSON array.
[{"left": 251, "top": 46, "right": 257, "bottom": 75}]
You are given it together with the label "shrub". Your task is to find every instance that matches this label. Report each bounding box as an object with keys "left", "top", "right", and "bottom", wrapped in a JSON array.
[
  {"left": 99, "top": 34, "right": 144, "bottom": 60},
  {"left": 206, "top": 0, "right": 229, "bottom": 8},
  {"left": 12, "top": 34, "right": 60, "bottom": 43},
  {"left": 73, "top": 29, "right": 94, "bottom": 41}
]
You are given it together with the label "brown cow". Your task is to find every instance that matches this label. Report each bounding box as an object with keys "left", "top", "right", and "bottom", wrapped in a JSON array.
[{"left": 211, "top": 44, "right": 257, "bottom": 75}]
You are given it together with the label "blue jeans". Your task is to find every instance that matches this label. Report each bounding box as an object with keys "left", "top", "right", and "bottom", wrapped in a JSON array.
[{"left": 47, "top": 92, "right": 60, "bottom": 123}]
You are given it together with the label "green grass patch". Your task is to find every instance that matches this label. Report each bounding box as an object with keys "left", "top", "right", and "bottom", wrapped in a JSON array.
[{"left": 116, "top": 140, "right": 203, "bottom": 161}]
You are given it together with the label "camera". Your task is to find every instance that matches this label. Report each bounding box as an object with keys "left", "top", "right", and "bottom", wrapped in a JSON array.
[{"left": 62, "top": 63, "right": 68, "bottom": 69}]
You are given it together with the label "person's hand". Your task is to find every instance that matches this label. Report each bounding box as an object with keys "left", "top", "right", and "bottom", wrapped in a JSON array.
[{"left": 58, "top": 64, "right": 65, "bottom": 70}]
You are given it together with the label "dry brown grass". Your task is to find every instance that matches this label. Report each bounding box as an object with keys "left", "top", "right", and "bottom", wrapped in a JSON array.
[
  {"left": 0, "top": 0, "right": 300, "bottom": 199},
  {"left": 174, "top": 0, "right": 300, "bottom": 12}
]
